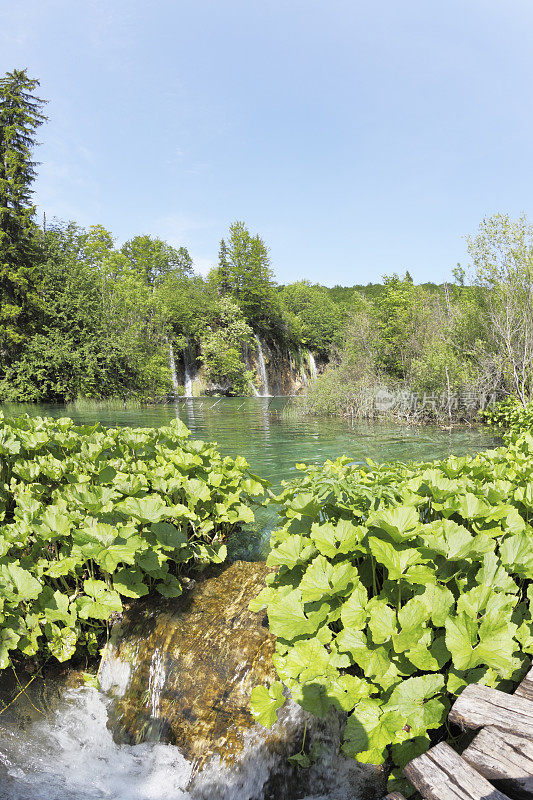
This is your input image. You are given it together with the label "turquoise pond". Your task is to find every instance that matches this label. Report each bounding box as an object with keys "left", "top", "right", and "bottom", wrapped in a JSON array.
[{"left": 1, "top": 397, "right": 499, "bottom": 557}]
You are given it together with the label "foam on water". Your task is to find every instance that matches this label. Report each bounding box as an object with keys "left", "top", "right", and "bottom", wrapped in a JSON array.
[
  {"left": 0, "top": 685, "right": 381, "bottom": 800},
  {"left": 0, "top": 687, "right": 193, "bottom": 800}
]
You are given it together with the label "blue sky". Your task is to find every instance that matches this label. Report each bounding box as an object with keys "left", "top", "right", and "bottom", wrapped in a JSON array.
[{"left": 1, "top": 0, "right": 532, "bottom": 285}]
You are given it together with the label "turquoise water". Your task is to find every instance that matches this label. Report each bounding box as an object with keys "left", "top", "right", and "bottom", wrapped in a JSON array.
[
  {"left": 1, "top": 398, "right": 498, "bottom": 556},
  {"left": 1, "top": 397, "right": 498, "bottom": 490}
]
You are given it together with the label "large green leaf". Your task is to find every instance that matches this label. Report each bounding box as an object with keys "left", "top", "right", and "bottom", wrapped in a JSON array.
[
  {"left": 0, "top": 563, "right": 42, "bottom": 601},
  {"left": 300, "top": 555, "right": 353, "bottom": 602},
  {"left": 113, "top": 568, "right": 149, "bottom": 598},
  {"left": 77, "top": 580, "right": 123, "bottom": 620},
  {"left": 445, "top": 611, "right": 519, "bottom": 676},
  {"left": 114, "top": 495, "right": 173, "bottom": 524},
  {"left": 368, "top": 538, "right": 422, "bottom": 580},
  {"left": 266, "top": 534, "right": 317, "bottom": 570},
  {"left": 250, "top": 682, "right": 285, "bottom": 727},
  {"left": 367, "top": 506, "right": 420, "bottom": 542},
  {"left": 267, "top": 589, "right": 315, "bottom": 640}
]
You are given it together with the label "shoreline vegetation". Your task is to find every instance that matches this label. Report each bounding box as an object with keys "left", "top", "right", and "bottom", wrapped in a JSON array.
[
  {"left": 0, "top": 412, "right": 267, "bottom": 673},
  {"left": 250, "top": 403, "right": 533, "bottom": 794},
  {"left": 0, "top": 401, "right": 531, "bottom": 793},
  {"left": 1, "top": 71, "right": 533, "bottom": 421}
]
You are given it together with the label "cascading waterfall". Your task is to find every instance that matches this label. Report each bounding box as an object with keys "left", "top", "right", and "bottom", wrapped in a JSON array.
[
  {"left": 168, "top": 341, "right": 180, "bottom": 394},
  {"left": 308, "top": 350, "right": 317, "bottom": 381},
  {"left": 183, "top": 344, "right": 196, "bottom": 398},
  {"left": 254, "top": 334, "right": 270, "bottom": 397},
  {"left": 298, "top": 346, "right": 308, "bottom": 387}
]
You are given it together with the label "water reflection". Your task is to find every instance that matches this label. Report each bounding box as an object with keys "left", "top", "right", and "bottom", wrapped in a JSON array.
[{"left": 1, "top": 398, "right": 498, "bottom": 495}]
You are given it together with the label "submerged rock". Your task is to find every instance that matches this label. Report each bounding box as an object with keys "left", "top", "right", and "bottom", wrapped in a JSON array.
[
  {"left": 99, "top": 560, "right": 383, "bottom": 800},
  {"left": 99, "top": 562, "right": 276, "bottom": 762}
]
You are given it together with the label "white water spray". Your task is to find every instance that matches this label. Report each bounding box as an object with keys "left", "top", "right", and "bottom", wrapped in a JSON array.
[
  {"left": 254, "top": 335, "right": 270, "bottom": 397},
  {"left": 0, "top": 686, "right": 380, "bottom": 800},
  {"left": 308, "top": 350, "right": 317, "bottom": 381},
  {"left": 168, "top": 342, "right": 180, "bottom": 394},
  {"left": 183, "top": 345, "right": 196, "bottom": 398}
]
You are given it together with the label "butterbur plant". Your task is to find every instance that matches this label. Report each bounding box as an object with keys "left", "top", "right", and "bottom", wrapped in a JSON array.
[
  {"left": 250, "top": 437, "right": 533, "bottom": 791},
  {"left": 480, "top": 397, "right": 533, "bottom": 434},
  {"left": 0, "top": 412, "right": 266, "bottom": 669}
]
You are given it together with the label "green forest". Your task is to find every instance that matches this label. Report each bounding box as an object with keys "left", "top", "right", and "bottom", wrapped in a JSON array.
[{"left": 2, "top": 69, "right": 533, "bottom": 418}]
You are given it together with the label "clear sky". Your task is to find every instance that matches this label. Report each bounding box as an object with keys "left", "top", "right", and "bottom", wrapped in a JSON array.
[{"left": 1, "top": 0, "right": 532, "bottom": 285}]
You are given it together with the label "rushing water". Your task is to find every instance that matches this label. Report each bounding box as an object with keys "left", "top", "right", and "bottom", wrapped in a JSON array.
[
  {"left": 0, "top": 398, "right": 498, "bottom": 800},
  {"left": 253, "top": 337, "right": 270, "bottom": 396}
]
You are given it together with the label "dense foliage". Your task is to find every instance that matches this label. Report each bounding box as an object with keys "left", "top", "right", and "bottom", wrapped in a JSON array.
[
  {"left": 251, "top": 436, "right": 533, "bottom": 788},
  {"left": 308, "top": 214, "right": 533, "bottom": 420},
  {"left": 2, "top": 69, "right": 532, "bottom": 417},
  {"left": 0, "top": 412, "right": 265, "bottom": 668},
  {"left": 481, "top": 397, "right": 533, "bottom": 434}
]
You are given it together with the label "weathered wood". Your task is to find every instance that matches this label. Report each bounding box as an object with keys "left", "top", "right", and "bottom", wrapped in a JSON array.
[
  {"left": 449, "top": 684, "right": 533, "bottom": 740},
  {"left": 383, "top": 793, "right": 408, "bottom": 800},
  {"left": 516, "top": 666, "right": 533, "bottom": 704},
  {"left": 462, "top": 726, "right": 533, "bottom": 800},
  {"left": 404, "top": 741, "right": 512, "bottom": 800}
]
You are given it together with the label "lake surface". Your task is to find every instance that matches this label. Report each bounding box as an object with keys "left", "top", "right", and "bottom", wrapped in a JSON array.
[
  {"left": 1, "top": 397, "right": 498, "bottom": 557},
  {"left": 1, "top": 397, "right": 498, "bottom": 491}
]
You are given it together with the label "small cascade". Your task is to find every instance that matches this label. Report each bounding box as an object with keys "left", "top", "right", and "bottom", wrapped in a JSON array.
[
  {"left": 308, "top": 350, "right": 317, "bottom": 381},
  {"left": 168, "top": 341, "right": 180, "bottom": 394},
  {"left": 183, "top": 344, "right": 196, "bottom": 398},
  {"left": 97, "top": 561, "right": 382, "bottom": 799},
  {"left": 298, "top": 346, "right": 308, "bottom": 387},
  {"left": 0, "top": 562, "right": 383, "bottom": 800},
  {"left": 254, "top": 334, "right": 270, "bottom": 397}
]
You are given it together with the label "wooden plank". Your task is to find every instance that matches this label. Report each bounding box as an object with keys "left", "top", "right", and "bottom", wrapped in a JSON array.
[
  {"left": 462, "top": 726, "right": 533, "bottom": 800},
  {"left": 516, "top": 666, "right": 533, "bottom": 704},
  {"left": 448, "top": 684, "right": 533, "bottom": 740},
  {"left": 403, "top": 741, "right": 512, "bottom": 800}
]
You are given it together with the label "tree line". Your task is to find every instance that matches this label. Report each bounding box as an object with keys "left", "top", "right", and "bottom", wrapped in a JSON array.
[{"left": 1, "top": 68, "right": 532, "bottom": 411}]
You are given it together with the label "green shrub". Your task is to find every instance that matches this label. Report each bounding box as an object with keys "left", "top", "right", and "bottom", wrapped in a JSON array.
[
  {"left": 481, "top": 397, "right": 533, "bottom": 433},
  {"left": 251, "top": 436, "right": 533, "bottom": 790},
  {"left": 0, "top": 412, "right": 266, "bottom": 669}
]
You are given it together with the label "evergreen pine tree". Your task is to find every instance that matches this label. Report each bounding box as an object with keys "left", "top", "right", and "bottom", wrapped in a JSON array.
[{"left": 0, "top": 68, "right": 47, "bottom": 358}]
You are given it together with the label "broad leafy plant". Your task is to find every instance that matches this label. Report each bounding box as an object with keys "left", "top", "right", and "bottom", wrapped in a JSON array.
[
  {"left": 251, "top": 437, "right": 533, "bottom": 789},
  {"left": 0, "top": 412, "right": 266, "bottom": 668},
  {"left": 481, "top": 397, "right": 533, "bottom": 434}
]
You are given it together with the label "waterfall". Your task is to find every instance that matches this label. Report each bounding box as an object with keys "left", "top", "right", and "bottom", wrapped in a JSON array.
[
  {"left": 254, "top": 334, "right": 270, "bottom": 396},
  {"left": 168, "top": 341, "right": 179, "bottom": 393},
  {"left": 308, "top": 350, "right": 317, "bottom": 381},
  {"left": 183, "top": 344, "right": 195, "bottom": 398},
  {"left": 298, "top": 346, "right": 308, "bottom": 387}
]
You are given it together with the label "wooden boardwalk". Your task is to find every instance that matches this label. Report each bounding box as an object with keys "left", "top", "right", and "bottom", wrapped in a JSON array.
[{"left": 385, "top": 664, "right": 533, "bottom": 800}]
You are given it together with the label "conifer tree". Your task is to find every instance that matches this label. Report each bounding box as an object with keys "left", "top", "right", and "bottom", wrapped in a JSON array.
[{"left": 0, "top": 68, "right": 47, "bottom": 357}]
